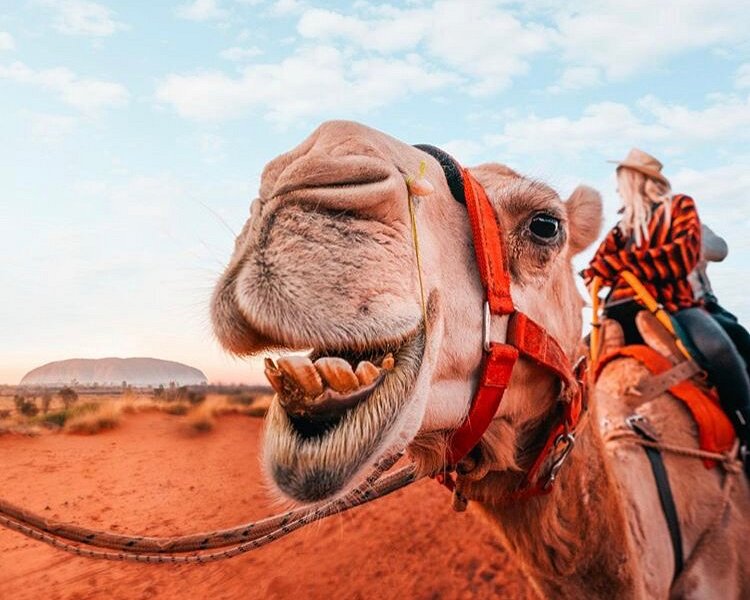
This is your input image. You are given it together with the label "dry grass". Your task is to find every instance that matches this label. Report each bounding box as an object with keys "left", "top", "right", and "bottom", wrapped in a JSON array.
[
  {"left": 121, "top": 396, "right": 163, "bottom": 415},
  {"left": 185, "top": 396, "right": 224, "bottom": 433},
  {"left": 64, "top": 401, "right": 122, "bottom": 435},
  {"left": 0, "top": 390, "right": 273, "bottom": 438}
]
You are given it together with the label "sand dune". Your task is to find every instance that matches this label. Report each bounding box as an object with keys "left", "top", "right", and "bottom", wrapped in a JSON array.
[{"left": 0, "top": 412, "right": 532, "bottom": 600}]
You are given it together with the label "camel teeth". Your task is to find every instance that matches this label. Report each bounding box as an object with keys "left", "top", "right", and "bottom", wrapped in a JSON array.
[
  {"left": 264, "top": 367, "right": 284, "bottom": 395},
  {"left": 381, "top": 353, "right": 395, "bottom": 370},
  {"left": 355, "top": 361, "right": 381, "bottom": 386},
  {"left": 314, "top": 357, "right": 359, "bottom": 393},
  {"left": 264, "top": 357, "right": 277, "bottom": 370},
  {"left": 277, "top": 356, "right": 324, "bottom": 396}
]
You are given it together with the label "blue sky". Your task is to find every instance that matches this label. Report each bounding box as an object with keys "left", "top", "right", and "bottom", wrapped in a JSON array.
[{"left": 1, "top": 0, "right": 749, "bottom": 384}]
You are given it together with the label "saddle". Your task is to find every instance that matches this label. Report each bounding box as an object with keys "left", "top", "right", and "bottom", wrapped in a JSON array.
[{"left": 593, "top": 311, "right": 736, "bottom": 464}]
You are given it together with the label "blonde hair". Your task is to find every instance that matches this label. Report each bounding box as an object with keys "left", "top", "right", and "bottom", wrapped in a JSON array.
[{"left": 616, "top": 167, "right": 672, "bottom": 247}]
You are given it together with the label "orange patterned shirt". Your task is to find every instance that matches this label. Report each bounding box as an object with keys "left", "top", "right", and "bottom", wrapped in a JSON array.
[{"left": 582, "top": 194, "right": 703, "bottom": 313}]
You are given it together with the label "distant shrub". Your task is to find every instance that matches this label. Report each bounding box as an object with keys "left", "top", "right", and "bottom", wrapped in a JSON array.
[
  {"left": 65, "top": 402, "right": 121, "bottom": 435},
  {"left": 185, "top": 397, "right": 225, "bottom": 433},
  {"left": 59, "top": 387, "right": 78, "bottom": 410},
  {"left": 165, "top": 403, "right": 189, "bottom": 416},
  {"left": 189, "top": 415, "right": 214, "bottom": 432},
  {"left": 41, "top": 393, "right": 53, "bottom": 414},
  {"left": 38, "top": 402, "right": 98, "bottom": 428},
  {"left": 14, "top": 395, "right": 39, "bottom": 417},
  {"left": 228, "top": 393, "right": 256, "bottom": 406},
  {"left": 0, "top": 409, "right": 11, "bottom": 420}
]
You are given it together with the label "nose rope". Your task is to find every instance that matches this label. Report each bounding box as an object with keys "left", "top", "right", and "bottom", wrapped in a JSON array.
[{"left": 406, "top": 161, "right": 431, "bottom": 335}]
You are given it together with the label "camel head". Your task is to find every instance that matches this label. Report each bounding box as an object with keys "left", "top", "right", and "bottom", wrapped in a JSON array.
[{"left": 212, "top": 120, "right": 603, "bottom": 504}]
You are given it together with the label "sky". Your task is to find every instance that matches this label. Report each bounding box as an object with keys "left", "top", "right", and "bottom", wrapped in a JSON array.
[{"left": 1, "top": 0, "right": 749, "bottom": 385}]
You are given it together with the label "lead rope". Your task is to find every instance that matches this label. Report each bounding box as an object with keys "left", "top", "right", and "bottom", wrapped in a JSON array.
[
  {"left": 406, "top": 161, "right": 432, "bottom": 334},
  {"left": 0, "top": 452, "right": 423, "bottom": 562}
]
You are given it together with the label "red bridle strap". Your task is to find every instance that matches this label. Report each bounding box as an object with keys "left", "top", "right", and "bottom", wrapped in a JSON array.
[
  {"left": 443, "top": 170, "right": 518, "bottom": 466},
  {"left": 461, "top": 168, "right": 514, "bottom": 315},
  {"left": 441, "top": 167, "right": 586, "bottom": 497}
]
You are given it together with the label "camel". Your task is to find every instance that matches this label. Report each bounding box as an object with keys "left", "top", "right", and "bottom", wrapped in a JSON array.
[{"left": 211, "top": 120, "right": 750, "bottom": 598}]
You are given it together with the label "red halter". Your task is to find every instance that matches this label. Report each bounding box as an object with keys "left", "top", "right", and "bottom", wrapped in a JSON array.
[{"left": 436, "top": 163, "right": 587, "bottom": 498}]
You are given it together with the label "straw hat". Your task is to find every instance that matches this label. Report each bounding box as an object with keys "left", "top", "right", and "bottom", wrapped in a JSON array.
[{"left": 608, "top": 148, "right": 670, "bottom": 186}]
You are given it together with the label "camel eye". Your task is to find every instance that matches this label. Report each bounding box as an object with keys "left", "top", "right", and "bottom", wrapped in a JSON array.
[{"left": 529, "top": 213, "right": 560, "bottom": 241}]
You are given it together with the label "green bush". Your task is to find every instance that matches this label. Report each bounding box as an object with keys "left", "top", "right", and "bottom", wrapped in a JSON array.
[
  {"left": 14, "top": 395, "right": 39, "bottom": 417},
  {"left": 42, "top": 411, "right": 68, "bottom": 427}
]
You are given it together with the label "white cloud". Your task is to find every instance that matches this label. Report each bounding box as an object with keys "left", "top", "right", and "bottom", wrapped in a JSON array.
[
  {"left": 0, "top": 61, "right": 129, "bottom": 111},
  {"left": 176, "top": 0, "right": 229, "bottom": 22},
  {"left": 548, "top": 66, "right": 600, "bottom": 93},
  {"left": 26, "top": 111, "right": 77, "bottom": 143},
  {"left": 0, "top": 32, "right": 15, "bottom": 51},
  {"left": 271, "top": 0, "right": 304, "bottom": 16},
  {"left": 423, "top": 1, "right": 551, "bottom": 95},
  {"left": 156, "top": 46, "right": 457, "bottom": 124},
  {"left": 292, "top": 1, "right": 750, "bottom": 94},
  {"left": 43, "top": 0, "right": 126, "bottom": 36},
  {"left": 552, "top": 0, "right": 750, "bottom": 81},
  {"left": 638, "top": 93, "right": 750, "bottom": 142},
  {"left": 486, "top": 101, "right": 665, "bottom": 159},
  {"left": 297, "top": 7, "right": 422, "bottom": 54},
  {"left": 297, "top": 1, "right": 552, "bottom": 94},
  {"left": 476, "top": 92, "right": 750, "bottom": 161},
  {"left": 220, "top": 45, "right": 263, "bottom": 61},
  {"left": 736, "top": 63, "right": 750, "bottom": 89}
]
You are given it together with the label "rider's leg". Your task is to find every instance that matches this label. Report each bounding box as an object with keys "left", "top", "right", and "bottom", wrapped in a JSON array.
[
  {"left": 674, "top": 307, "right": 750, "bottom": 472},
  {"left": 603, "top": 300, "right": 644, "bottom": 346}
]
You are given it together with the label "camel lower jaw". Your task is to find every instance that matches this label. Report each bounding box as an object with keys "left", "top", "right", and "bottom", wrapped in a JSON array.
[{"left": 262, "top": 328, "right": 425, "bottom": 504}]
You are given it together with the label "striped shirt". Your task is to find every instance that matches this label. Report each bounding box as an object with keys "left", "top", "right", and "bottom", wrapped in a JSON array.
[{"left": 582, "top": 194, "right": 703, "bottom": 313}]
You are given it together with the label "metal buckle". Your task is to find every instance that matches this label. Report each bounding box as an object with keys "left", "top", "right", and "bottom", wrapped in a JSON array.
[
  {"left": 482, "top": 301, "right": 510, "bottom": 353},
  {"left": 626, "top": 413, "right": 659, "bottom": 442},
  {"left": 483, "top": 301, "right": 491, "bottom": 352},
  {"left": 543, "top": 432, "right": 576, "bottom": 490}
]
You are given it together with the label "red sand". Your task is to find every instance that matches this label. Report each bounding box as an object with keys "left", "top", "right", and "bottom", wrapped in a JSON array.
[{"left": 0, "top": 413, "right": 532, "bottom": 599}]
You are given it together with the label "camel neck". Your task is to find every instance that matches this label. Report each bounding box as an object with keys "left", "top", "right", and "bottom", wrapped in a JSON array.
[{"left": 465, "top": 410, "right": 642, "bottom": 599}]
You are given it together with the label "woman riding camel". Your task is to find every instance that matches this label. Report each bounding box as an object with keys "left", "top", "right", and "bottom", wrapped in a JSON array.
[{"left": 581, "top": 148, "right": 750, "bottom": 473}]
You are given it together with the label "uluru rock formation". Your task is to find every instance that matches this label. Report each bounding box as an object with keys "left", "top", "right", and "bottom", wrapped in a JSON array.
[{"left": 20, "top": 358, "right": 207, "bottom": 387}]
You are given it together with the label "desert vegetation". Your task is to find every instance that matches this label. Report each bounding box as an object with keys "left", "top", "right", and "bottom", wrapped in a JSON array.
[{"left": 0, "top": 384, "right": 273, "bottom": 437}]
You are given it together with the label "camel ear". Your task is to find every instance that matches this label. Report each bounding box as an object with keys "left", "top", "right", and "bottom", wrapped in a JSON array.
[{"left": 566, "top": 185, "right": 603, "bottom": 255}]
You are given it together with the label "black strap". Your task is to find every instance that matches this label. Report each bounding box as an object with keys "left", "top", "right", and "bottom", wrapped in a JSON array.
[
  {"left": 413, "top": 144, "right": 466, "bottom": 205},
  {"left": 628, "top": 416, "right": 684, "bottom": 580}
]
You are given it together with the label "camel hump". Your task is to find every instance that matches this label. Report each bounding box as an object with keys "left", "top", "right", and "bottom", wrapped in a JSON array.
[{"left": 595, "top": 345, "right": 736, "bottom": 459}]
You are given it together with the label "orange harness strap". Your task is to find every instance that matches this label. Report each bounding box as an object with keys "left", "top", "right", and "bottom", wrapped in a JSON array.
[{"left": 596, "top": 345, "right": 735, "bottom": 464}]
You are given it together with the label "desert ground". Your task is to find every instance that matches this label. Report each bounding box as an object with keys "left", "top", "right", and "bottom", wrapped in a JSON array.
[{"left": 0, "top": 408, "right": 532, "bottom": 600}]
